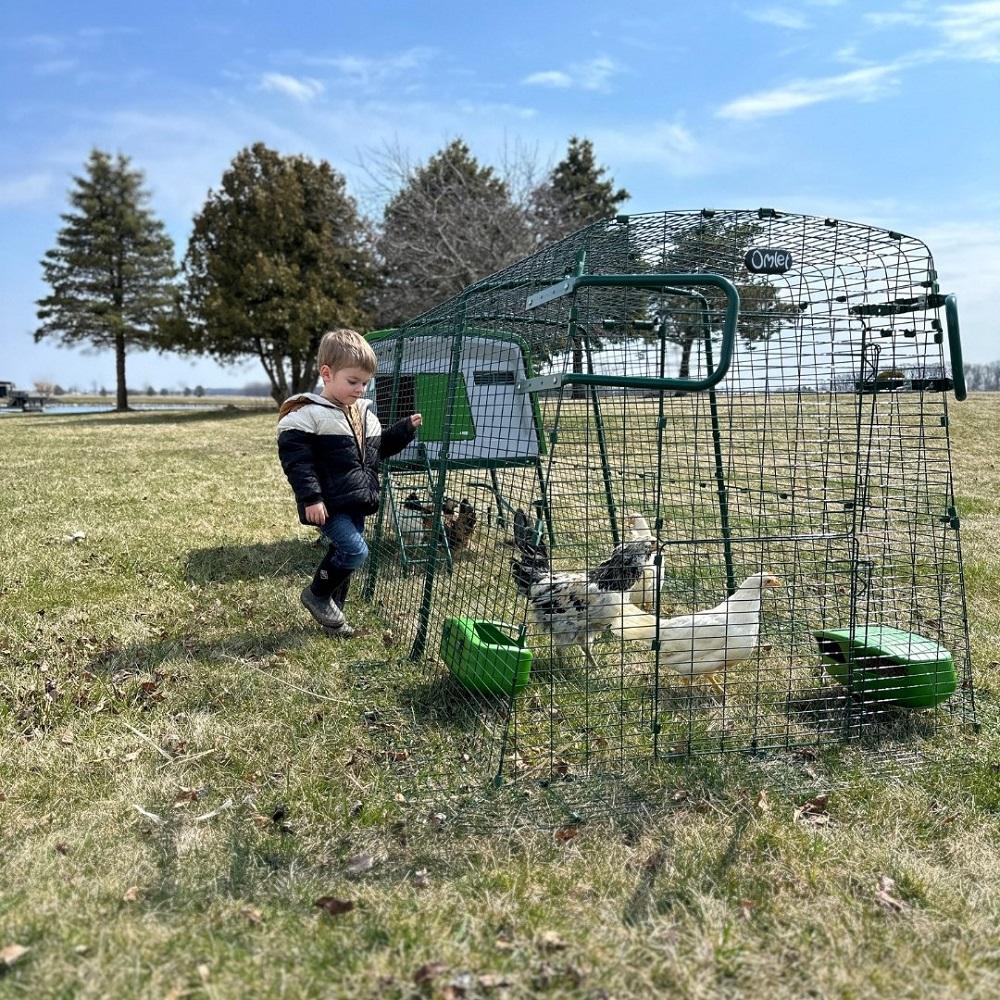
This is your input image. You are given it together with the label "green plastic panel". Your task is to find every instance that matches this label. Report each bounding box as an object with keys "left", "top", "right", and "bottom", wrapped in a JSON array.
[
  {"left": 814, "top": 626, "right": 957, "bottom": 708},
  {"left": 440, "top": 617, "right": 532, "bottom": 697},
  {"left": 414, "top": 373, "right": 475, "bottom": 442}
]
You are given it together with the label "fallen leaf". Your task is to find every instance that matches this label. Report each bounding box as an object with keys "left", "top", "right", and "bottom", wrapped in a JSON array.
[
  {"left": 54, "top": 841, "right": 70, "bottom": 855},
  {"left": 554, "top": 825, "right": 579, "bottom": 844},
  {"left": 73, "top": 944, "right": 90, "bottom": 956},
  {"left": 754, "top": 790, "right": 770, "bottom": 814},
  {"left": 173, "top": 787, "right": 203, "bottom": 806},
  {"left": 494, "top": 936, "right": 514, "bottom": 951},
  {"left": 413, "top": 868, "right": 430, "bottom": 888},
  {"left": 314, "top": 896, "right": 354, "bottom": 916},
  {"left": 59, "top": 731, "right": 75, "bottom": 745},
  {"left": 122, "top": 886, "right": 141, "bottom": 902},
  {"left": 478, "top": 973, "right": 512, "bottom": 990},
  {"left": 874, "top": 875, "right": 907, "bottom": 914},
  {"left": 413, "top": 961, "right": 448, "bottom": 985},
  {"left": 739, "top": 898, "right": 755, "bottom": 920},
  {"left": 794, "top": 793, "right": 830, "bottom": 825},
  {"left": 537, "top": 930, "right": 567, "bottom": 952},
  {"left": 240, "top": 905, "right": 263, "bottom": 925},
  {"left": 0, "top": 944, "right": 29, "bottom": 967},
  {"left": 345, "top": 852, "right": 374, "bottom": 876}
]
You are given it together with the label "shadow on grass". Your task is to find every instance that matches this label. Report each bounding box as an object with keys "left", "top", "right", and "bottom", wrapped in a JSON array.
[
  {"left": 186, "top": 539, "right": 321, "bottom": 583},
  {"left": 87, "top": 626, "right": 311, "bottom": 676},
  {"left": 785, "top": 682, "right": 939, "bottom": 744}
]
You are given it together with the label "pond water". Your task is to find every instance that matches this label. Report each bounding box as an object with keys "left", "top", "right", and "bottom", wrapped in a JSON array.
[{"left": 1, "top": 402, "right": 220, "bottom": 416}]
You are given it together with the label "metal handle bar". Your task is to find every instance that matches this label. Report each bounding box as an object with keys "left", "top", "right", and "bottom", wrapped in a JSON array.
[
  {"left": 944, "top": 293, "right": 966, "bottom": 401},
  {"left": 526, "top": 272, "right": 741, "bottom": 393}
]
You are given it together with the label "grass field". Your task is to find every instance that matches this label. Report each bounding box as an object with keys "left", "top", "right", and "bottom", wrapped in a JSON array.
[{"left": 1, "top": 397, "right": 998, "bottom": 998}]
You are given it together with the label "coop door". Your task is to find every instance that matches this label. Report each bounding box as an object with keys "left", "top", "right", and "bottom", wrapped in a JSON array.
[{"left": 374, "top": 373, "right": 476, "bottom": 443}]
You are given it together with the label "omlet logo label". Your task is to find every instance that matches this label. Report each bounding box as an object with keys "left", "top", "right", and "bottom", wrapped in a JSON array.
[{"left": 744, "top": 248, "right": 793, "bottom": 274}]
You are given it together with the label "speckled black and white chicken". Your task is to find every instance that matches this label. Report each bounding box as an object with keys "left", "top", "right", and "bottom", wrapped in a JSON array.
[
  {"left": 511, "top": 509, "right": 658, "bottom": 670},
  {"left": 612, "top": 573, "right": 782, "bottom": 694},
  {"left": 626, "top": 512, "right": 658, "bottom": 611}
]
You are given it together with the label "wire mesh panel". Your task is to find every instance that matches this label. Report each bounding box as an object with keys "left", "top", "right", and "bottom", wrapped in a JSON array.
[{"left": 358, "top": 208, "right": 975, "bottom": 816}]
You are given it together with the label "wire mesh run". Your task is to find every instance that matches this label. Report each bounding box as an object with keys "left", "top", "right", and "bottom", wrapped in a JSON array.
[{"left": 357, "top": 208, "right": 975, "bottom": 816}]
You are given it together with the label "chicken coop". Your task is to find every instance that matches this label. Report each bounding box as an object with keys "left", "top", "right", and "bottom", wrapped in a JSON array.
[{"left": 359, "top": 208, "right": 976, "bottom": 817}]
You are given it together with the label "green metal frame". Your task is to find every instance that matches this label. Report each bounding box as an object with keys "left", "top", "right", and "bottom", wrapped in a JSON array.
[{"left": 362, "top": 324, "right": 553, "bottom": 659}]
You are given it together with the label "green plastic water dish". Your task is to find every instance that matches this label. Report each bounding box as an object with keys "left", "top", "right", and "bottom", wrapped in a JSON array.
[
  {"left": 440, "top": 617, "right": 532, "bottom": 697},
  {"left": 814, "top": 626, "right": 956, "bottom": 708}
]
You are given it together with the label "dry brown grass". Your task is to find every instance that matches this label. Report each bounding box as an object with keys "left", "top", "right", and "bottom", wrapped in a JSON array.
[{"left": 0, "top": 398, "right": 997, "bottom": 998}]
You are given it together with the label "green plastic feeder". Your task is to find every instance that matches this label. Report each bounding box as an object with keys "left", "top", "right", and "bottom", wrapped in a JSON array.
[
  {"left": 440, "top": 618, "right": 532, "bottom": 697},
  {"left": 814, "top": 626, "right": 956, "bottom": 708}
]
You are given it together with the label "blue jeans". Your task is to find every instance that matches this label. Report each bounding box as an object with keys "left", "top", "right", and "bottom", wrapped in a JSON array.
[{"left": 321, "top": 512, "right": 368, "bottom": 569}]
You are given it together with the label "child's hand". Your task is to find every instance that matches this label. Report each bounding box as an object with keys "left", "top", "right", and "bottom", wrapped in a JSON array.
[
  {"left": 305, "top": 501, "right": 328, "bottom": 526},
  {"left": 409, "top": 413, "right": 423, "bottom": 428}
]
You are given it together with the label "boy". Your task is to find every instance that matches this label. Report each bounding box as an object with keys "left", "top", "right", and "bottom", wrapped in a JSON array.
[{"left": 277, "top": 329, "right": 422, "bottom": 637}]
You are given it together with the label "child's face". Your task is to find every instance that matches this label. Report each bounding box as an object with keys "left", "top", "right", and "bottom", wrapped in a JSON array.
[{"left": 320, "top": 365, "right": 372, "bottom": 407}]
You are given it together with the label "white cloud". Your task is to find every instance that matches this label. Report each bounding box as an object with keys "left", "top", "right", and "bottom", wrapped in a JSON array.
[
  {"left": 865, "top": 2, "right": 1000, "bottom": 60},
  {"left": 745, "top": 6, "right": 811, "bottom": 29},
  {"left": 0, "top": 173, "right": 52, "bottom": 206},
  {"left": 938, "top": 1, "right": 1000, "bottom": 60},
  {"left": 916, "top": 220, "right": 1000, "bottom": 361},
  {"left": 722, "top": 3, "right": 1000, "bottom": 121},
  {"left": 521, "top": 56, "right": 620, "bottom": 91},
  {"left": 260, "top": 72, "right": 324, "bottom": 102},
  {"left": 586, "top": 121, "right": 724, "bottom": 179},
  {"left": 522, "top": 69, "right": 573, "bottom": 88},
  {"left": 717, "top": 64, "right": 901, "bottom": 119},
  {"left": 289, "top": 46, "right": 437, "bottom": 88},
  {"left": 456, "top": 100, "right": 537, "bottom": 120}
]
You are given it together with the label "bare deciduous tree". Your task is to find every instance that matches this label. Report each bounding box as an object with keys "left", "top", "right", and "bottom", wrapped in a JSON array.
[{"left": 365, "top": 139, "right": 535, "bottom": 328}]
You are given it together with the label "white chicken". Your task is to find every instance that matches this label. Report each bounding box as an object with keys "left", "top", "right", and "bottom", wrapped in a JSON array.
[
  {"left": 626, "top": 512, "right": 658, "bottom": 611},
  {"left": 511, "top": 509, "right": 657, "bottom": 671},
  {"left": 612, "top": 573, "right": 782, "bottom": 695}
]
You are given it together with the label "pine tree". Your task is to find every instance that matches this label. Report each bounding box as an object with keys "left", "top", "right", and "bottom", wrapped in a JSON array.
[
  {"left": 176, "top": 143, "right": 376, "bottom": 403},
  {"left": 36, "top": 150, "right": 177, "bottom": 412},
  {"left": 655, "top": 219, "right": 798, "bottom": 379},
  {"left": 376, "top": 139, "right": 532, "bottom": 327},
  {"left": 531, "top": 137, "right": 629, "bottom": 246}
]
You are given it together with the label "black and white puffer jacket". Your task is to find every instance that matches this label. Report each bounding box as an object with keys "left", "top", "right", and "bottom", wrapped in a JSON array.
[{"left": 276, "top": 393, "right": 416, "bottom": 523}]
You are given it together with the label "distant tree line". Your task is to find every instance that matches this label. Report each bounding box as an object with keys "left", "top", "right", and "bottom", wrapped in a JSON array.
[
  {"left": 34, "top": 138, "right": 629, "bottom": 410},
  {"left": 962, "top": 362, "right": 1000, "bottom": 391}
]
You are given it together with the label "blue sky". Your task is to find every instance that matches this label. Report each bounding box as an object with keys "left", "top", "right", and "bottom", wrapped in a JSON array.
[{"left": 2, "top": 0, "right": 998, "bottom": 391}]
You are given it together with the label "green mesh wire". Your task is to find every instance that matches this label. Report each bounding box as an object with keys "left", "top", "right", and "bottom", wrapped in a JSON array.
[{"left": 356, "top": 208, "right": 975, "bottom": 822}]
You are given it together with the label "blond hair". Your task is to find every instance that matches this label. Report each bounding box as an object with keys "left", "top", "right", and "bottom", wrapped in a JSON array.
[{"left": 317, "top": 328, "right": 377, "bottom": 375}]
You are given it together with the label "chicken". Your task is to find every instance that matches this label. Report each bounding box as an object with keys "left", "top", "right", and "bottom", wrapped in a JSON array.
[
  {"left": 511, "top": 508, "right": 658, "bottom": 671},
  {"left": 400, "top": 494, "right": 478, "bottom": 557},
  {"left": 444, "top": 497, "right": 477, "bottom": 555},
  {"left": 626, "top": 512, "right": 658, "bottom": 611},
  {"left": 612, "top": 573, "right": 782, "bottom": 695}
]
